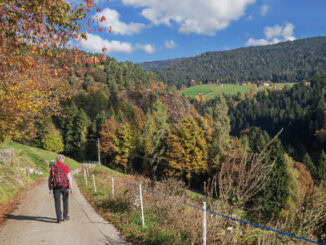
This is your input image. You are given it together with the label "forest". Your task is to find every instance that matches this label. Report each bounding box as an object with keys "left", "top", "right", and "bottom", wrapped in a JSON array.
[
  {"left": 142, "top": 36, "right": 326, "bottom": 88},
  {"left": 1, "top": 0, "right": 326, "bottom": 242},
  {"left": 191, "top": 77, "right": 326, "bottom": 184}
]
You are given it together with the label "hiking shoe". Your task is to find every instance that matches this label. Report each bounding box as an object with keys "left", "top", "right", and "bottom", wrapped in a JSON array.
[{"left": 57, "top": 217, "right": 64, "bottom": 223}]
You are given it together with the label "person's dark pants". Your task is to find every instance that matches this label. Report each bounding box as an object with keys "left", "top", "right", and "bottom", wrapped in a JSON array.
[{"left": 53, "top": 187, "right": 69, "bottom": 221}]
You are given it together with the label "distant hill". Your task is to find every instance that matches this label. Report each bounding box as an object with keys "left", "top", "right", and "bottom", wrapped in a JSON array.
[
  {"left": 140, "top": 36, "right": 326, "bottom": 89},
  {"left": 140, "top": 57, "right": 186, "bottom": 71}
]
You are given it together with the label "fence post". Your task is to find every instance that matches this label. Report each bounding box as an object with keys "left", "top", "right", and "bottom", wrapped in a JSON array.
[
  {"left": 112, "top": 177, "right": 115, "bottom": 199},
  {"left": 92, "top": 174, "right": 97, "bottom": 192},
  {"left": 84, "top": 168, "right": 88, "bottom": 186},
  {"left": 203, "top": 202, "right": 207, "bottom": 245},
  {"left": 139, "top": 184, "right": 145, "bottom": 228}
]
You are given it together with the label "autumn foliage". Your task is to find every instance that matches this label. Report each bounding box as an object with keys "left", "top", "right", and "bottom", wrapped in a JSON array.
[
  {"left": 0, "top": 0, "right": 95, "bottom": 140},
  {"left": 164, "top": 116, "right": 208, "bottom": 181}
]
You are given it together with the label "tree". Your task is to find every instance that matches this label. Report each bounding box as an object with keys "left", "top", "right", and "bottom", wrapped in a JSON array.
[
  {"left": 112, "top": 123, "right": 136, "bottom": 171},
  {"left": 303, "top": 153, "right": 318, "bottom": 184},
  {"left": 73, "top": 109, "right": 90, "bottom": 160},
  {"left": 142, "top": 101, "right": 170, "bottom": 177},
  {"left": 85, "top": 110, "right": 110, "bottom": 161},
  {"left": 100, "top": 119, "right": 135, "bottom": 171},
  {"left": 59, "top": 103, "right": 79, "bottom": 156},
  {"left": 319, "top": 150, "right": 326, "bottom": 183},
  {"left": 246, "top": 128, "right": 290, "bottom": 219},
  {"left": 58, "top": 103, "right": 89, "bottom": 159},
  {"left": 209, "top": 95, "right": 231, "bottom": 164},
  {"left": 217, "top": 140, "right": 274, "bottom": 208},
  {"left": 0, "top": 63, "right": 71, "bottom": 141},
  {"left": 0, "top": 0, "right": 88, "bottom": 141},
  {"left": 164, "top": 116, "right": 208, "bottom": 184},
  {"left": 42, "top": 124, "right": 64, "bottom": 153},
  {"left": 100, "top": 118, "right": 118, "bottom": 159}
]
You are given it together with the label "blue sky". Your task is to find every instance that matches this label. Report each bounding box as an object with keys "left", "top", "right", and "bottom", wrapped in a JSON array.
[{"left": 73, "top": 0, "right": 326, "bottom": 63}]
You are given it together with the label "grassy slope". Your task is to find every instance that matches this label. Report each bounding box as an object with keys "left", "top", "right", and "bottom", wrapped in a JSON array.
[
  {"left": 181, "top": 83, "right": 295, "bottom": 99},
  {"left": 77, "top": 165, "right": 266, "bottom": 244},
  {"left": 76, "top": 165, "right": 185, "bottom": 244},
  {"left": 0, "top": 142, "right": 79, "bottom": 204},
  {"left": 76, "top": 164, "right": 318, "bottom": 244}
]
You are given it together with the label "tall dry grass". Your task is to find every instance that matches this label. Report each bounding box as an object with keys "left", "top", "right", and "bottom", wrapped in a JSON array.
[{"left": 77, "top": 166, "right": 325, "bottom": 244}]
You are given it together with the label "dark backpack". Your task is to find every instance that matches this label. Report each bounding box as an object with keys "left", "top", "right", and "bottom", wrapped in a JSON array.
[{"left": 50, "top": 165, "right": 68, "bottom": 189}]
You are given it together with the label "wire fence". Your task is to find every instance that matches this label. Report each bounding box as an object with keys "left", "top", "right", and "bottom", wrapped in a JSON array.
[{"left": 79, "top": 166, "right": 325, "bottom": 245}]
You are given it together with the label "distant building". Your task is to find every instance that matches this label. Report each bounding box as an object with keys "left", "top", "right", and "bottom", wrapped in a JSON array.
[{"left": 257, "top": 81, "right": 271, "bottom": 87}]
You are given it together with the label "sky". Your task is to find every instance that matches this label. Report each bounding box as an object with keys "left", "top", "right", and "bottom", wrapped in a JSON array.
[{"left": 72, "top": 0, "right": 326, "bottom": 63}]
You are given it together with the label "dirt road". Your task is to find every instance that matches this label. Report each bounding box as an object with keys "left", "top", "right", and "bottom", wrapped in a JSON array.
[{"left": 0, "top": 173, "right": 129, "bottom": 245}]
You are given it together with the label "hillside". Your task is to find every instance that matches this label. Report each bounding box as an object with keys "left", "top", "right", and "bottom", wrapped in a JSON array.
[
  {"left": 141, "top": 36, "right": 326, "bottom": 88},
  {"left": 50, "top": 48, "right": 156, "bottom": 94},
  {"left": 140, "top": 57, "right": 186, "bottom": 71}
]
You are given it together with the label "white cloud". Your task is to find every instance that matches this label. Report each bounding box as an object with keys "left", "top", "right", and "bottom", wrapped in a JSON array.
[
  {"left": 246, "top": 23, "right": 296, "bottom": 46},
  {"left": 136, "top": 44, "right": 155, "bottom": 53},
  {"left": 79, "top": 33, "right": 155, "bottom": 54},
  {"left": 260, "top": 4, "right": 269, "bottom": 16},
  {"left": 246, "top": 38, "right": 269, "bottom": 46},
  {"left": 264, "top": 23, "right": 295, "bottom": 41},
  {"left": 120, "top": 0, "right": 256, "bottom": 35},
  {"left": 165, "top": 40, "right": 177, "bottom": 49},
  {"left": 93, "top": 8, "right": 146, "bottom": 35}
]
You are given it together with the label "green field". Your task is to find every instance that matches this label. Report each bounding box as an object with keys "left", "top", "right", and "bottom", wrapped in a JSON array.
[{"left": 180, "top": 83, "right": 295, "bottom": 99}]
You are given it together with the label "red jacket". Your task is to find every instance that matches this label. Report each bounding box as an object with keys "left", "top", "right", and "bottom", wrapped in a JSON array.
[{"left": 49, "top": 162, "right": 70, "bottom": 188}]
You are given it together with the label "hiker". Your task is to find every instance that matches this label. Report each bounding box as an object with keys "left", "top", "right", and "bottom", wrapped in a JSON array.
[{"left": 48, "top": 154, "right": 73, "bottom": 223}]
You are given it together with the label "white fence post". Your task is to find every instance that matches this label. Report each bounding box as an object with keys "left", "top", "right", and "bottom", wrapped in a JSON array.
[
  {"left": 112, "top": 177, "right": 115, "bottom": 199},
  {"left": 92, "top": 174, "right": 97, "bottom": 192},
  {"left": 203, "top": 202, "right": 207, "bottom": 245},
  {"left": 139, "top": 184, "right": 145, "bottom": 228},
  {"left": 84, "top": 169, "right": 88, "bottom": 186}
]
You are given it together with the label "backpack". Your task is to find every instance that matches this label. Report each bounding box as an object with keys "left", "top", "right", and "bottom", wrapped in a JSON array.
[{"left": 50, "top": 165, "right": 68, "bottom": 189}]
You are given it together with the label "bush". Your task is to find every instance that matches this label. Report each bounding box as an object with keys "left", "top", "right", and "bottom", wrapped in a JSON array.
[{"left": 42, "top": 124, "right": 64, "bottom": 153}]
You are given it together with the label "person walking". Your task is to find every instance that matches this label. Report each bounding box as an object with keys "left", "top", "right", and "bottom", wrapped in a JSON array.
[{"left": 48, "top": 154, "right": 73, "bottom": 223}]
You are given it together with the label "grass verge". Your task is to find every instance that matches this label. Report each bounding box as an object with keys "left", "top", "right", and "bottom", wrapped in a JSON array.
[
  {"left": 0, "top": 142, "right": 79, "bottom": 205},
  {"left": 76, "top": 164, "right": 317, "bottom": 244},
  {"left": 76, "top": 165, "right": 186, "bottom": 244}
]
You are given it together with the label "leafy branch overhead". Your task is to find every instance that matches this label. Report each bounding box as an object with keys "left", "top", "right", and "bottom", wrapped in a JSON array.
[{"left": 0, "top": 0, "right": 107, "bottom": 141}]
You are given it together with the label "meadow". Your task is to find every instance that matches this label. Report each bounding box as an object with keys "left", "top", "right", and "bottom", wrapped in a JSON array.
[{"left": 181, "top": 83, "right": 295, "bottom": 99}]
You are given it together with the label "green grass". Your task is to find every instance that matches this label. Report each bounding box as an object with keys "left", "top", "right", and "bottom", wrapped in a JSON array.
[
  {"left": 93, "top": 164, "right": 127, "bottom": 177},
  {"left": 0, "top": 142, "right": 80, "bottom": 204},
  {"left": 2, "top": 142, "right": 80, "bottom": 170},
  {"left": 76, "top": 165, "right": 185, "bottom": 244},
  {"left": 181, "top": 83, "right": 295, "bottom": 99}
]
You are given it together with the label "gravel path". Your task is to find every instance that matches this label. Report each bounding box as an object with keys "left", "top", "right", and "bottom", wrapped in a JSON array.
[{"left": 0, "top": 174, "right": 129, "bottom": 245}]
